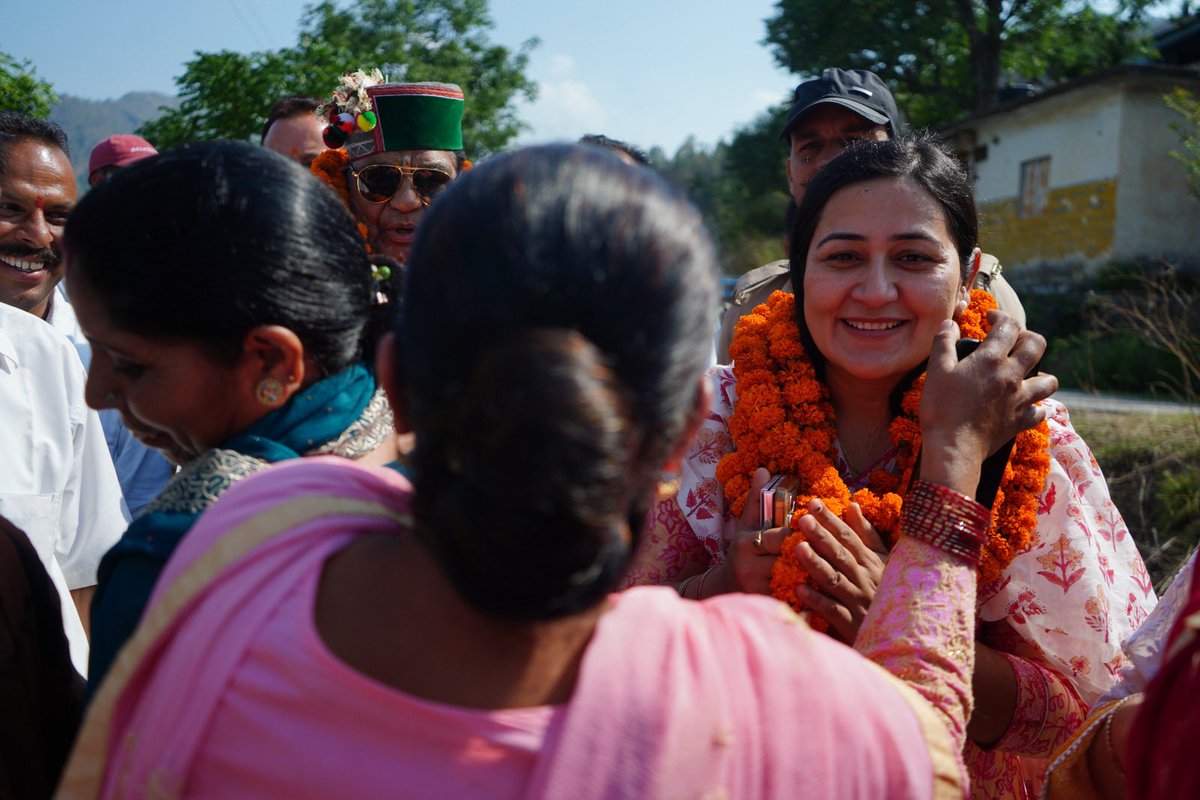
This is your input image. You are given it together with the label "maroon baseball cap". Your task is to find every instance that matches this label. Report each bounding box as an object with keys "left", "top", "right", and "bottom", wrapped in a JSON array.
[{"left": 88, "top": 135, "right": 158, "bottom": 177}]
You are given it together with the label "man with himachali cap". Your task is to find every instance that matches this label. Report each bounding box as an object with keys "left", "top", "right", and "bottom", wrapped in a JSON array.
[
  {"left": 312, "top": 70, "right": 468, "bottom": 265},
  {"left": 714, "top": 68, "right": 1026, "bottom": 364}
]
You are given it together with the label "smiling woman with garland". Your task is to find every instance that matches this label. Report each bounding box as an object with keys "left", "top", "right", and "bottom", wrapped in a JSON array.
[{"left": 626, "top": 134, "right": 1156, "bottom": 800}]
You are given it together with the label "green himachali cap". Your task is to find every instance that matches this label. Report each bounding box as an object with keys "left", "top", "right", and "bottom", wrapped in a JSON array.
[{"left": 367, "top": 83, "right": 465, "bottom": 154}]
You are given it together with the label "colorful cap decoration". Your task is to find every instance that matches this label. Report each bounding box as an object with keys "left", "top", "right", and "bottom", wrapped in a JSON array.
[{"left": 319, "top": 69, "right": 464, "bottom": 159}]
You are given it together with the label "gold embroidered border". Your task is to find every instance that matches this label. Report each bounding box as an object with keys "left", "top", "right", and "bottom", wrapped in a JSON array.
[{"left": 57, "top": 495, "right": 410, "bottom": 799}]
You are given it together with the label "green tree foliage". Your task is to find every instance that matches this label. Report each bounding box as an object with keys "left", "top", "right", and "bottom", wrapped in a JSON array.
[
  {"left": 140, "top": 0, "right": 537, "bottom": 155},
  {"left": 1165, "top": 86, "right": 1200, "bottom": 200},
  {"left": 0, "top": 51, "right": 58, "bottom": 118},
  {"left": 650, "top": 107, "right": 794, "bottom": 275},
  {"left": 763, "top": 0, "right": 1157, "bottom": 128}
]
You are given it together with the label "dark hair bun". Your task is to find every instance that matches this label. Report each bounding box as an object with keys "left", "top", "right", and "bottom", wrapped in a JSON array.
[
  {"left": 401, "top": 144, "right": 720, "bottom": 620},
  {"left": 428, "top": 329, "right": 634, "bottom": 618}
]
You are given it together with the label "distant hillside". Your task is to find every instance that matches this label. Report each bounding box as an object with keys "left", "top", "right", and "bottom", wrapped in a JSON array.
[{"left": 49, "top": 92, "right": 178, "bottom": 189}]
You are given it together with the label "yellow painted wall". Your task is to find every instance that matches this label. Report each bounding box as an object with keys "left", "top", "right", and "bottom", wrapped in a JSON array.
[{"left": 978, "top": 178, "right": 1117, "bottom": 266}]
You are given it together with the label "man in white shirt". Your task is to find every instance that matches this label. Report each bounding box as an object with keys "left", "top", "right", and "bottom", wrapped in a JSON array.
[
  {"left": 0, "top": 302, "right": 128, "bottom": 676},
  {"left": 0, "top": 112, "right": 74, "bottom": 320},
  {"left": 0, "top": 112, "right": 172, "bottom": 518}
]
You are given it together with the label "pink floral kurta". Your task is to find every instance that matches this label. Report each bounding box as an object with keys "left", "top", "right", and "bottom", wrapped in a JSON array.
[{"left": 626, "top": 365, "right": 1157, "bottom": 799}]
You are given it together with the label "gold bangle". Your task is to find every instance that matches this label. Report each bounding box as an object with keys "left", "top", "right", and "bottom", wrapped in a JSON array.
[
  {"left": 677, "top": 574, "right": 698, "bottom": 598},
  {"left": 696, "top": 566, "right": 715, "bottom": 599}
]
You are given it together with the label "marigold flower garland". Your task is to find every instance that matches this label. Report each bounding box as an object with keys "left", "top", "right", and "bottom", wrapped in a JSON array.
[
  {"left": 715, "top": 289, "right": 1051, "bottom": 629},
  {"left": 311, "top": 148, "right": 373, "bottom": 251}
]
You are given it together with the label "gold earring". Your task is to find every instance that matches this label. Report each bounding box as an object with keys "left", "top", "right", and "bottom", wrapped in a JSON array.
[{"left": 255, "top": 376, "right": 286, "bottom": 406}]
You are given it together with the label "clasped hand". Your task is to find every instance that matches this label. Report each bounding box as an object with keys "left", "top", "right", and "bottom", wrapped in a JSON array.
[{"left": 725, "top": 469, "right": 887, "bottom": 642}]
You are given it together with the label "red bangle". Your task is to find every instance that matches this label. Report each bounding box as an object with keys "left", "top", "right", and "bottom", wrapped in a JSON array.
[{"left": 901, "top": 479, "right": 990, "bottom": 566}]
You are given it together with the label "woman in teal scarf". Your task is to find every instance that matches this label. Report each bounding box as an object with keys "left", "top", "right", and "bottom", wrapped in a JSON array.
[{"left": 64, "top": 142, "right": 399, "bottom": 691}]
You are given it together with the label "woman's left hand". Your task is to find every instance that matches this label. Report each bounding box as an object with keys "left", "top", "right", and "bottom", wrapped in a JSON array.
[{"left": 792, "top": 500, "right": 888, "bottom": 642}]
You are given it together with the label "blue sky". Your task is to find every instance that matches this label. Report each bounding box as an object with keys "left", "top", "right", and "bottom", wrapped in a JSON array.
[{"left": 5, "top": 0, "right": 798, "bottom": 153}]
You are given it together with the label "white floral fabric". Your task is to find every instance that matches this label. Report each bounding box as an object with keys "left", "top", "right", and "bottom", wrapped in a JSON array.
[
  {"left": 633, "top": 364, "right": 1159, "bottom": 797},
  {"left": 666, "top": 365, "right": 1156, "bottom": 704},
  {"left": 1096, "top": 548, "right": 1196, "bottom": 705}
]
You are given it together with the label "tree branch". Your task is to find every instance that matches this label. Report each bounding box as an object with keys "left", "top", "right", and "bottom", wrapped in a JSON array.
[
  {"left": 1001, "top": 0, "right": 1030, "bottom": 28},
  {"left": 952, "top": 0, "right": 981, "bottom": 34}
]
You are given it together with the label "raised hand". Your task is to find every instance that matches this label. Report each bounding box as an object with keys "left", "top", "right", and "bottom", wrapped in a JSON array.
[{"left": 920, "top": 312, "right": 1057, "bottom": 496}]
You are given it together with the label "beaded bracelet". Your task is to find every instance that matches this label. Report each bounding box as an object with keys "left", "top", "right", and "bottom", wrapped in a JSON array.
[{"left": 901, "top": 479, "right": 991, "bottom": 567}]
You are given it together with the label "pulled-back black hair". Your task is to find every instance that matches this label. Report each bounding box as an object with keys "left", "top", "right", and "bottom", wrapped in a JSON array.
[
  {"left": 400, "top": 144, "right": 718, "bottom": 621},
  {"left": 0, "top": 111, "right": 69, "bottom": 175},
  {"left": 578, "top": 134, "right": 650, "bottom": 166},
  {"left": 261, "top": 95, "right": 321, "bottom": 143},
  {"left": 65, "top": 141, "right": 383, "bottom": 375},
  {"left": 787, "top": 133, "right": 978, "bottom": 381}
]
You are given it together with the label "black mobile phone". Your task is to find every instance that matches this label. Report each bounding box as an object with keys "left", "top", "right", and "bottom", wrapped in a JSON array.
[
  {"left": 949, "top": 337, "right": 1041, "bottom": 508},
  {"left": 956, "top": 336, "right": 982, "bottom": 361},
  {"left": 955, "top": 337, "right": 1041, "bottom": 378}
]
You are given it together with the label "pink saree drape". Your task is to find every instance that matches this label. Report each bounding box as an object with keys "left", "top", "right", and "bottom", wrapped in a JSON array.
[{"left": 60, "top": 458, "right": 958, "bottom": 799}]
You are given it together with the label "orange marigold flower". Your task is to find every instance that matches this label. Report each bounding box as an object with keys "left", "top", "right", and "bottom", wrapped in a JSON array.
[
  {"left": 311, "top": 149, "right": 352, "bottom": 207},
  {"left": 770, "top": 338, "right": 805, "bottom": 362}
]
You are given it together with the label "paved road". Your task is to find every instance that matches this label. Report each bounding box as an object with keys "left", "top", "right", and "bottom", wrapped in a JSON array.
[{"left": 1054, "top": 389, "right": 1200, "bottom": 415}]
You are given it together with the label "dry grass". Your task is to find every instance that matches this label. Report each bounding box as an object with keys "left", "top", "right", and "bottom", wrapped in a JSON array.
[
  {"left": 1071, "top": 410, "right": 1200, "bottom": 448},
  {"left": 1071, "top": 410, "right": 1200, "bottom": 587}
]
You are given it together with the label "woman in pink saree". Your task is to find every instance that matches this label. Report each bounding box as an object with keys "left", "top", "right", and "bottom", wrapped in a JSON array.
[{"left": 60, "top": 143, "right": 1055, "bottom": 799}]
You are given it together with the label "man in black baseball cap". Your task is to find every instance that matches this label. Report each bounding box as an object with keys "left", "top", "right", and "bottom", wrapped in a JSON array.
[
  {"left": 781, "top": 69, "right": 899, "bottom": 135},
  {"left": 781, "top": 69, "right": 899, "bottom": 200},
  {"left": 716, "top": 68, "right": 1024, "bottom": 362}
]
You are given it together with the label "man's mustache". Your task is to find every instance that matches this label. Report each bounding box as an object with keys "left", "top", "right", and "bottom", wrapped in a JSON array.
[{"left": 0, "top": 244, "right": 61, "bottom": 267}]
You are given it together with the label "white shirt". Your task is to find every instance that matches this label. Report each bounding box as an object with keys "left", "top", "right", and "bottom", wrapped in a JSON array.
[{"left": 0, "top": 302, "right": 129, "bottom": 676}]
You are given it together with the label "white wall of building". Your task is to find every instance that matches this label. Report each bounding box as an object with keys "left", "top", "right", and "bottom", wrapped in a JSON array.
[
  {"left": 970, "top": 82, "right": 1123, "bottom": 204},
  {"left": 1113, "top": 79, "right": 1200, "bottom": 262}
]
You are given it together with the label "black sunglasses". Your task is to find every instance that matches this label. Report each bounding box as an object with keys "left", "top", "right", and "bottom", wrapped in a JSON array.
[{"left": 350, "top": 163, "right": 455, "bottom": 206}]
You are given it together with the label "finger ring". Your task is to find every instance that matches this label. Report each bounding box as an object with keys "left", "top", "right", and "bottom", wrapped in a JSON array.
[
  {"left": 752, "top": 530, "right": 766, "bottom": 555},
  {"left": 831, "top": 572, "right": 841, "bottom": 587}
]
